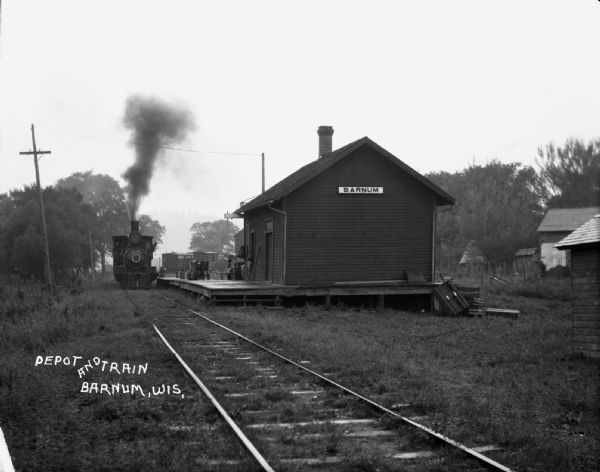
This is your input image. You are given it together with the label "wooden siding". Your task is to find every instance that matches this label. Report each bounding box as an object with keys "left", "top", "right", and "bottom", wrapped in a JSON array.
[
  {"left": 283, "top": 146, "right": 435, "bottom": 285},
  {"left": 244, "top": 205, "right": 284, "bottom": 283},
  {"left": 571, "top": 246, "right": 600, "bottom": 359}
]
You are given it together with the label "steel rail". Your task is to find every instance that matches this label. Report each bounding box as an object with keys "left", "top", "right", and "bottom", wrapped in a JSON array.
[
  {"left": 151, "top": 323, "right": 276, "bottom": 472},
  {"left": 155, "top": 291, "right": 513, "bottom": 472}
]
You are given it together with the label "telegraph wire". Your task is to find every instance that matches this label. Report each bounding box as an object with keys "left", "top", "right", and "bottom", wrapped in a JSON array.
[{"left": 37, "top": 126, "right": 262, "bottom": 157}]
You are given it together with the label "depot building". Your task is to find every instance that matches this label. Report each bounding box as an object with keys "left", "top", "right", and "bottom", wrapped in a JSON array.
[{"left": 234, "top": 126, "right": 455, "bottom": 286}]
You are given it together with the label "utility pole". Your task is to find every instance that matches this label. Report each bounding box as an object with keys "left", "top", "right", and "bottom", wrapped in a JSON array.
[
  {"left": 89, "top": 231, "right": 95, "bottom": 281},
  {"left": 19, "top": 124, "right": 53, "bottom": 288},
  {"left": 261, "top": 152, "right": 265, "bottom": 193}
]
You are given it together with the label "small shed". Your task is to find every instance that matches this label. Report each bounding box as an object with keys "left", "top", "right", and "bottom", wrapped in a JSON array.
[
  {"left": 555, "top": 214, "right": 600, "bottom": 359},
  {"left": 513, "top": 247, "right": 539, "bottom": 279},
  {"left": 235, "top": 127, "right": 455, "bottom": 286},
  {"left": 537, "top": 206, "right": 600, "bottom": 269},
  {"left": 458, "top": 241, "right": 484, "bottom": 275}
]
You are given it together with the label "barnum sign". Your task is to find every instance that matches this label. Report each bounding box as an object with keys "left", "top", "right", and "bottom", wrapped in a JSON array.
[{"left": 338, "top": 186, "right": 383, "bottom": 194}]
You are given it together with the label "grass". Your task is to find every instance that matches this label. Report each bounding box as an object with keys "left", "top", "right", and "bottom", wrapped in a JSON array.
[
  {"left": 455, "top": 274, "right": 573, "bottom": 301},
  {"left": 0, "top": 277, "right": 252, "bottom": 472},
  {"left": 1, "top": 276, "right": 598, "bottom": 471},
  {"left": 174, "top": 286, "right": 599, "bottom": 472}
]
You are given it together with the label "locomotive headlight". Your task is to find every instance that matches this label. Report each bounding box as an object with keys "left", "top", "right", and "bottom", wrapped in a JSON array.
[{"left": 124, "top": 247, "right": 146, "bottom": 269}]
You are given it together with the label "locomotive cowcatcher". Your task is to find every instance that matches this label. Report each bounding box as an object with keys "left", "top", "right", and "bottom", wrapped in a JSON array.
[{"left": 112, "top": 221, "right": 158, "bottom": 289}]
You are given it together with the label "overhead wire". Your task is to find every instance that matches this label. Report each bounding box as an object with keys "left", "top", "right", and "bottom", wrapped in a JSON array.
[{"left": 36, "top": 125, "right": 262, "bottom": 157}]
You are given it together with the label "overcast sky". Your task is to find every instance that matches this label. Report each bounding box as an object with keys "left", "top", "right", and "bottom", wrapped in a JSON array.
[{"left": 1, "top": 0, "right": 599, "bottom": 252}]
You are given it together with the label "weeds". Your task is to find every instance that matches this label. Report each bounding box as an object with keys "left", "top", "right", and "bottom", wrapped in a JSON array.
[
  {"left": 486, "top": 278, "right": 572, "bottom": 301},
  {"left": 3, "top": 280, "right": 598, "bottom": 471},
  {"left": 190, "top": 289, "right": 598, "bottom": 472},
  {"left": 1, "top": 280, "right": 253, "bottom": 471},
  {"left": 453, "top": 274, "right": 572, "bottom": 301}
]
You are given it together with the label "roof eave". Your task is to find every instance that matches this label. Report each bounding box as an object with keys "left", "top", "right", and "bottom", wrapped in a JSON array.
[
  {"left": 555, "top": 240, "right": 600, "bottom": 250},
  {"left": 235, "top": 197, "right": 280, "bottom": 215},
  {"left": 361, "top": 138, "right": 457, "bottom": 206},
  {"left": 235, "top": 136, "right": 457, "bottom": 212}
]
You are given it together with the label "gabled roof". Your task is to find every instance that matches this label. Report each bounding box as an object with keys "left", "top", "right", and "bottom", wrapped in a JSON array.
[
  {"left": 236, "top": 137, "right": 455, "bottom": 214},
  {"left": 537, "top": 207, "right": 600, "bottom": 233},
  {"left": 555, "top": 214, "right": 600, "bottom": 248}
]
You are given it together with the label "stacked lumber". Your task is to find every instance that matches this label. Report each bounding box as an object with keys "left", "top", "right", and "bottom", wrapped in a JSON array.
[
  {"left": 485, "top": 308, "right": 519, "bottom": 319},
  {"left": 467, "top": 298, "right": 486, "bottom": 316},
  {"left": 456, "top": 285, "right": 485, "bottom": 316}
]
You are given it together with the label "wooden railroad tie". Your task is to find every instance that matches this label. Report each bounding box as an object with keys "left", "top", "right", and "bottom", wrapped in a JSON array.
[{"left": 485, "top": 308, "right": 520, "bottom": 319}]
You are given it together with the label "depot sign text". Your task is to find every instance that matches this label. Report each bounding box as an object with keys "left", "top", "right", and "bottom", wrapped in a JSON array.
[{"left": 338, "top": 186, "right": 383, "bottom": 194}]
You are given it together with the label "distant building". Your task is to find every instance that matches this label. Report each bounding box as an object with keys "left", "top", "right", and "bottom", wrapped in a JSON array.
[
  {"left": 458, "top": 241, "right": 485, "bottom": 274},
  {"left": 513, "top": 247, "right": 539, "bottom": 278},
  {"left": 537, "top": 207, "right": 600, "bottom": 269},
  {"left": 235, "top": 126, "right": 455, "bottom": 285},
  {"left": 555, "top": 214, "right": 600, "bottom": 359}
]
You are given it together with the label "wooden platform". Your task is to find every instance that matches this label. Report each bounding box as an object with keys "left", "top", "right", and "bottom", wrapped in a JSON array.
[
  {"left": 158, "top": 278, "right": 288, "bottom": 305},
  {"left": 157, "top": 277, "right": 437, "bottom": 306}
]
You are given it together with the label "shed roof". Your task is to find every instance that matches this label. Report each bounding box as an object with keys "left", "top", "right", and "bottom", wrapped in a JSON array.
[
  {"left": 537, "top": 206, "right": 600, "bottom": 233},
  {"left": 555, "top": 214, "right": 600, "bottom": 248},
  {"left": 235, "top": 137, "right": 456, "bottom": 214}
]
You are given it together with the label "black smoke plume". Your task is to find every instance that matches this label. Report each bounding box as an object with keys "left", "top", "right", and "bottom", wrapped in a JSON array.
[{"left": 122, "top": 95, "right": 196, "bottom": 219}]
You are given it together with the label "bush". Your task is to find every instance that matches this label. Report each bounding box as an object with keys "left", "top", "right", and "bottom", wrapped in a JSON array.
[
  {"left": 545, "top": 265, "right": 571, "bottom": 279},
  {"left": 450, "top": 274, "right": 572, "bottom": 301}
]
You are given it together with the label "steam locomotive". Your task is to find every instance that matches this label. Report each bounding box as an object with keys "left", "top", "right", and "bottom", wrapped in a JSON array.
[{"left": 112, "top": 221, "right": 158, "bottom": 289}]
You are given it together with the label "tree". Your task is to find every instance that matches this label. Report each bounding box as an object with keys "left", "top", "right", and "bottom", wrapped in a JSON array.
[
  {"left": 189, "top": 219, "right": 240, "bottom": 254},
  {"left": 428, "top": 161, "right": 544, "bottom": 268},
  {"left": 536, "top": 137, "right": 600, "bottom": 208},
  {"left": 0, "top": 186, "right": 95, "bottom": 281},
  {"left": 425, "top": 170, "right": 465, "bottom": 269},
  {"left": 139, "top": 214, "right": 166, "bottom": 246},
  {"left": 56, "top": 172, "right": 166, "bottom": 272},
  {"left": 56, "top": 171, "right": 129, "bottom": 273}
]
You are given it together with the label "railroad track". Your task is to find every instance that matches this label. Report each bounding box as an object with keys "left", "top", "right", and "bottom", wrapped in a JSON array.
[{"left": 132, "top": 289, "right": 513, "bottom": 471}]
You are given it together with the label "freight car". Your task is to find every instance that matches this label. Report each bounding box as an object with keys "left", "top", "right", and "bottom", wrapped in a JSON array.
[
  {"left": 161, "top": 252, "right": 193, "bottom": 276},
  {"left": 112, "top": 221, "right": 158, "bottom": 289},
  {"left": 161, "top": 251, "right": 219, "bottom": 278}
]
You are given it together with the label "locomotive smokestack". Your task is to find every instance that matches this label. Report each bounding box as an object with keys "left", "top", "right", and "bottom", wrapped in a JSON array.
[
  {"left": 129, "top": 220, "right": 141, "bottom": 244},
  {"left": 317, "top": 125, "right": 334, "bottom": 158}
]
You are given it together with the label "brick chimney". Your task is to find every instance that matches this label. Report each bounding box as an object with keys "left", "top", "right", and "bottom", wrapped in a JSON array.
[{"left": 317, "top": 125, "right": 334, "bottom": 158}]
